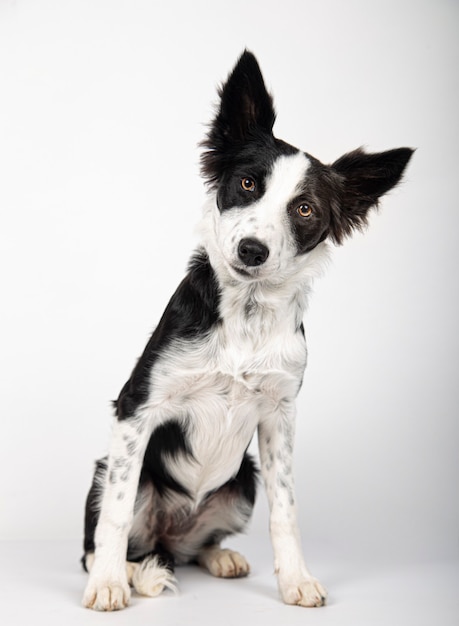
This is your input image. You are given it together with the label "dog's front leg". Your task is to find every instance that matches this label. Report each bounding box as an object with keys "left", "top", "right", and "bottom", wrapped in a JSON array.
[
  {"left": 83, "top": 416, "right": 151, "bottom": 611},
  {"left": 258, "top": 409, "right": 327, "bottom": 608}
]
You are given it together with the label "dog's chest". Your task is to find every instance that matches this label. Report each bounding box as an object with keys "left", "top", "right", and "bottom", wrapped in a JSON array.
[
  {"left": 151, "top": 321, "right": 306, "bottom": 413},
  {"left": 146, "top": 319, "right": 306, "bottom": 498}
]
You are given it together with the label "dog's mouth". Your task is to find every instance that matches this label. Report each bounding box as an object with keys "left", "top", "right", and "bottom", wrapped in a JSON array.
[
  {"left": 231, "top": 265, "right": 252, "bottom": 278},
  {"left": 228, "top": 263, "right": 266, "bottom": 282}
]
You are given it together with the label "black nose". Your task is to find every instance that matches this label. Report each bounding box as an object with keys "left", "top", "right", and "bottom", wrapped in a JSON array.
[{"left": 238, "top": 238, "right": 269, "bottom": 267}]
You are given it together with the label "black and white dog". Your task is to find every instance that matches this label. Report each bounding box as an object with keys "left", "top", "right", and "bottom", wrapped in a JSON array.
[{"left": 82, "top": 51, "right": 413, "bottom": 611}]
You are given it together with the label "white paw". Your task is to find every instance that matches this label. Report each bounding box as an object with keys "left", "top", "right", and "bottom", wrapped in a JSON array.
[
  {"left": 280, "top": 577, "right": 327, "bottom": 607},
  {"left": 132, "top": 555, "right": 178, "bottom": 597},
  {"left": 200, "top": 547, "right": 250, "bottom": 578},
  {"left": 82, "top": 579, "right": 131, "bottom": 611}
]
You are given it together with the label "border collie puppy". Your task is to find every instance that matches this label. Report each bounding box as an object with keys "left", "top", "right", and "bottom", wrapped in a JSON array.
[{"left": 82, "top": 51, "right": 413, "bottom": 611}]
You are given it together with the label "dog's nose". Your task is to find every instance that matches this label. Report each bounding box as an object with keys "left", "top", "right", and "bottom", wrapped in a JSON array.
[{"left": 238, "top": 238, "right": 269, "bottom": 267}]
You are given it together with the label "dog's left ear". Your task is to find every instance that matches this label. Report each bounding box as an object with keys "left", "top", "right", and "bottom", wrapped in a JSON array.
[
  {"left": 201, "top": 50, "right": 276, "bottom": 186},
  {"left": 329, "top": 147, "right": 414, "bottom": 244}
]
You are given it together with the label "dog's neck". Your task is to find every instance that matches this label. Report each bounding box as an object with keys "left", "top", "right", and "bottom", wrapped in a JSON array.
[
  {"left": 199, "top": 242, "right": 315, "bottom": 340},
  {"left": 221, "top": 274, "right": 308, "bottom": 332}
]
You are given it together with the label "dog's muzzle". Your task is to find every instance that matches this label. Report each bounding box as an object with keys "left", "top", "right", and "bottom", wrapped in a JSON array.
[{"left": 237, "top": 238, "right": 269, "bottom": 267}]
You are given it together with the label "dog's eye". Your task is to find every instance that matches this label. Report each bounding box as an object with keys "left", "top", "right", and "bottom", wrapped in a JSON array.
[
  {"left": 241, "top": 177, "right": 256, "bottom": 192},
  {"left": 297, "top": 204, "right": 313, "bottom": 218}
]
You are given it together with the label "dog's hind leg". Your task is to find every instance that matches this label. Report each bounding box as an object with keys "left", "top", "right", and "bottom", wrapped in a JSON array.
[
  {"left": 197, "top": 545, "right": 250, "bottom": 578},
  {"left": 188, "top": 454, "right": 257, "bottom": 579}
]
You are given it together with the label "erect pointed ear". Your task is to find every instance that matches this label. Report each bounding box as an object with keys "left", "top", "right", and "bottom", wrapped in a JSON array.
[
  {"left": 217, "top": 50, "right": 276, "bottom": 141},
  {"left": 329, "top": 147, "right": 414, "bottom": 244},
  {"left": 201, "top": 50, "right": 276, "bottom": 186}
]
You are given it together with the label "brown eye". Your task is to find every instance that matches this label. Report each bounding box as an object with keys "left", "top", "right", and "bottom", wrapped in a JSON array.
[
  {"left": 241, "top": 177, "right": 256, "bottom": 192},
  {"left": 297, "top": 203, "right": 313, "bottom": 218}
]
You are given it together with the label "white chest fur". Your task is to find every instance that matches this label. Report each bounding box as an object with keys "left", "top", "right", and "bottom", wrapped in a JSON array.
[{"left": 142, "top": 292, "right": 307, "bottom": 502}]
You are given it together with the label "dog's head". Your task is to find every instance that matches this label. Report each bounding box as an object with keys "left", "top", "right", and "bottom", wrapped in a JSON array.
[{"left": 201, "top": 51, "right": 413, "bottom": 283}]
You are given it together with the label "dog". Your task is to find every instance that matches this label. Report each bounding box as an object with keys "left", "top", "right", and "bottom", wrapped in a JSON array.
[{"left": 82, "top": 50, "right": 413, "bottom": 611}]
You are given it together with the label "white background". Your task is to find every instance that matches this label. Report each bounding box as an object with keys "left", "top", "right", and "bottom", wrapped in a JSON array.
[{"left": 0, "top": 0, "right": 458, "bottom": 624}]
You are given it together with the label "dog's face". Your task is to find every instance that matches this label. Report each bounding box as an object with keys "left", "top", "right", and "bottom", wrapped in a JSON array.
[
  {"left": 212, "top": 141, "right": 335, "bottom": 281},
  {"left": 201, "top": 51, "right": 413, "bottom": 283}
]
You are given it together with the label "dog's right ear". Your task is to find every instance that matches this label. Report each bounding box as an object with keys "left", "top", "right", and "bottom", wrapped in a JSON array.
[{"left": 201, "top": 50, "right": 276, "bottom": 186}]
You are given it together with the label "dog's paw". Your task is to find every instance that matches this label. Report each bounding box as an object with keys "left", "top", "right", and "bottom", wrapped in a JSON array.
[
  {"left": 131, "top": 555, "right": 178, "bottom": 597},
  {"left": 82, "top": 579, "right": 131, "bottom": 611},
  {"left": 199, "top": 547, "right": 250, "bottom": 578},
  {"left": 279, "top": 577, "right": 327, "bottom": 607}
]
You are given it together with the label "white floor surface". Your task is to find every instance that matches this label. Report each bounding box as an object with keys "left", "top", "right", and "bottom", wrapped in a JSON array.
[{"left": 1, "top": 537, "right": 457, "bottom": 626}]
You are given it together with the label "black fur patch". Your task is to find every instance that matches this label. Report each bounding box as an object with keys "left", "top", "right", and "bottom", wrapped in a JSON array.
[
  {"left": 329, "top": 147, "right": 414, "bottom": 244},
  {"left": 222, "top": 452, "right": 258, "bottom": 507},
  {"left": 140, "top": 421, "right": 193, "bottom": 497},
  {"left": 215, "top": 135, "right": 297, "bottom": 213},
  {"left": 115, "top": 250, "right": 221, "bottom": 420}
]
